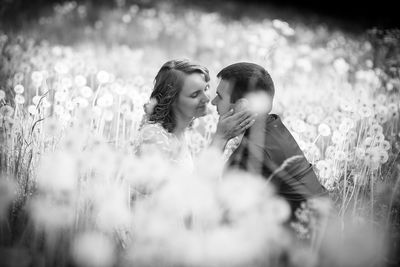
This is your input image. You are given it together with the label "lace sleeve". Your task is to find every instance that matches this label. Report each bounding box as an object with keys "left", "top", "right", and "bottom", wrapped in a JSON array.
[{"left": 136, "top": 123, "right": 171, "bottom": 157}]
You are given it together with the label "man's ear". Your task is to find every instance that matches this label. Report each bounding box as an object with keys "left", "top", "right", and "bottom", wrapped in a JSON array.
[{"left": 233, "top": 98, "right": 249, "bottom": 113}]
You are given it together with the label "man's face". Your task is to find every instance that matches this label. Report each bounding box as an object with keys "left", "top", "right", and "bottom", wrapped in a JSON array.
[{"left": 211, "top": 79, "right": 233, "bottom": 115}]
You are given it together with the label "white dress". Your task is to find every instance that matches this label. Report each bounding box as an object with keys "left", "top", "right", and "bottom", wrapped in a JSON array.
[{"left": 134, "top": 123, "right": 194, "bottom": 172}]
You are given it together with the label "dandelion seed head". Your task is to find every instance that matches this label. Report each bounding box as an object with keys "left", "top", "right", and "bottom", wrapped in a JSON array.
[
  {"left": 380, "top": 140, "right": 391, "bottom": 151},
  {"left": 31, "top": 71, "right": 44, "bottom": 85},
  {"left": 379, "top": 150, "right": 389, "bottom": 164},
  {"left": 331, "top": 131, "right": 345, "bottom": 144},
  {"left": 14, "top": 84, "right": 24, "bottom": 94},
  {"left": 0, "top": 90, "right": 5, "bottom": 100},
  {"left": 15, "top": 94, "right": 25, "bottom": 104},
  {"left": 71, "top": 232, "right": 116, "bottom": 267},
  {"left": 333, "top": 58, "right": 349, "bottom": 75},
  {"left": 195, "top": 147, "right": 225, "bottom": 180},
  {"left": 318, "top": 123, "right": 331, "bottom": 137},
  {"left": 80, "top": 86, "right": 93, "bottom": 98},
  {"left": 74, "top": 75, "right": 87, "bottom": 87},
  {"left": 0, "top": 178, "right": 17, "bottom": 220},
  {"left": 97, "top": 93, "right": 113, "bottom": 108},
  {"left": 41, "top": 98, "right": 52, "bottom": 109},
  {"left": 29, "top": 197, "right": 75, "bottom": 230},
  {"left": 97, "top": 70, "right": 110, "bottom": 84},
  {"left": 27, "top": 105, "right": 38, "bottom": 115},
  {"left": 32, "top": 95, "right": 41, "bottom": 105},
  {"left": 54, "top": 62, "right": 69, "bottom": 74},
  {"left": 244, "top": 91, "right": 273, "bottom": 115},
  {"left": 37, "top": 151, "right": 78, "bottom": 192},
  {"left": 358, "top": 106, "right": 373, "bottom": 118},
  {"left": 0, "top": 105, "right": 14, "bottom": 117},
  {"left": 54, "top": 90, "right": 68, "bottom": 102},
  {"left": 218, "top": 171, "right": 274, "bottom": 219}
]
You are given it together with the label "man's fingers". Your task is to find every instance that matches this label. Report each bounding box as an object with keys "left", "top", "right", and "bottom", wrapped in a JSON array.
[
  {"left": 220, "top": 109, "right": 234, "bottom": 120},
  {"left": 240, "top": 117, "right": 256, "bottom": 129},
  {"left": 230, "top": 110, "right": 251, "bottom": 121}
]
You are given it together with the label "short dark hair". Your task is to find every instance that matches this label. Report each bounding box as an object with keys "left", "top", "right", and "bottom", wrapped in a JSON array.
[
  {"left": 217, "top": 62, "right": 274, "bottom": 103},
  {"left": 149, "top": 59, "right": 210, "bottom": 132}
]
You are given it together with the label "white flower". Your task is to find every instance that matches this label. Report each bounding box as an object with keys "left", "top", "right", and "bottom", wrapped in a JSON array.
[
  {"left": 74, "top": 75, "right": 87, "bottom": 87},
  {"left": 379, "top": 150, "right": 389, "bottom": 164},
  {"left": 14, "top": 84, "right": 24, "bottom": 94},
  {"left": 245, "top": 91, "right": 273, "bottom": 115},
  {"left": 292, "top": 119, "right": 306, "bottom": 133},
  {"left": 0, "top": 178, "right": 17, "bottom": 220},
  {"left": 15, "top": 94, "right": 25, "bottom": 104},
  {"left": 318, "top": 123, "right": 331, "bottom": 137},
  {"left": 71, "top": 232, "right": 116, "bottom": 267},
  {"left": 29, "top": 197, "right": 75, "bottom": 230},
  {"left": 316, "top": 160, "right": 333, "bottom": 180},
  {"left": 112, "top": 83, "right": 127, "bottom": 95},
  {"left": 74, "top": 97, "right": 89, "bottom": 108},
  {"left": 0, "top": 105, "right": 14, "bottom": 117},
  {"left": 325, "top": 146, "right": 335, "bottom": 158},
  {"left": 380, "top": 140, "right": 391, "bottom": 151},
  {"left": 358, "top": 106, "right": 373, "bottom": 118},
  {"left": 54, "top": 62, "right": 69, "bottom": 74},
  {"left": 54, "top": 90, "right": 67, "bottom": 102},
  {"left": 36, "top": 151, "right": 78, "bottom": 192},
  {"left": 27, "top": 105, "right": 38, "bottom": 115},
  {"left": 97, "top": 93, "right": 113, "bottom": 107},
  {"left": 97, "top": 70, "right": 110, "bottom": 84},
  {"left": 333, "top": 58, "right": 349, "bottom": 75},
  {"left": 0, "top": 90, "right": 5, "bottom": 100},
  {"left": 334, "top": 150, "right": 346, "bottom": 161},
  {"left": 331, "top": 131, "right": 344, "bottom": 144},
  {"left": 80, "top": 86, "right": 93, "bottom": 98},
  {"left": 31, "top": 71, "right": 44, "bottom": 85},
  {"left": 32, "top": 95, "right": 41, "bottom": 105}
]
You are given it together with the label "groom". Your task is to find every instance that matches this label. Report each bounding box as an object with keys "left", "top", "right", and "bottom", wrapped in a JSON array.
[{"left": 211, "top": 62, "right": 328, "bottom": 216}]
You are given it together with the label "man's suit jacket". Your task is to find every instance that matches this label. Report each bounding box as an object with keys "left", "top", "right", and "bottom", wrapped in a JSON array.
[{"left": 226, "top": 114, "right": 328, "bottom": 213}]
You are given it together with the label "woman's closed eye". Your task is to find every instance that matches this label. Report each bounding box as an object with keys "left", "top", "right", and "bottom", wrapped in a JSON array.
[
  {"left": 191, "top": 91, "right": 200, "bottom": 98},
  {"left": 191, "top": 87, "right": 209, "bottom": 98}
]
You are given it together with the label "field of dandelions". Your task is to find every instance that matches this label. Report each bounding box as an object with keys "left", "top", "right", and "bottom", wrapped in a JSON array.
[{"left": 1, "top": 1, "right": 400, "bottom": 267}]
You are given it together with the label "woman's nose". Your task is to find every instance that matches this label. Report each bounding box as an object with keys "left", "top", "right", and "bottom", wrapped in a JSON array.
[{"left": 202, "top": 93, "right": 210, "bottom": 103}]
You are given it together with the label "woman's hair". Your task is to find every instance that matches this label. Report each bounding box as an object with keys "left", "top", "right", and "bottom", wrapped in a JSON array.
[{"left": 147, "top": 59, "right": 210, "bottom": 132}]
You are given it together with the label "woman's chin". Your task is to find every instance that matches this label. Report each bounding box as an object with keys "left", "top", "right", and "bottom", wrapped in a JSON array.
[{"left": 195, "top": 108, "right": 209, "bottom": 117}]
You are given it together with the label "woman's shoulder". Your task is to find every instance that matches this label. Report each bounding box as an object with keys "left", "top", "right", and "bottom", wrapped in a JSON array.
[
  {"left": 138, "top": 122, "right": 170, "bottom": 142},
  {"left": 140, "top": 122, "right": 168, "bottom": 134}
]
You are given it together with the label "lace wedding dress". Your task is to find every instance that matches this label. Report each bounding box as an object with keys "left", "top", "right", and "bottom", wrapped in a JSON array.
[{"left": 134, "top": 122, "right": 195, "bottom": 172}]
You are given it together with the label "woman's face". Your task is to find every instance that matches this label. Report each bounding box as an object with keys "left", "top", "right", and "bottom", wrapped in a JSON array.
[{"left": 173, "top": 73, "right": 210, "bottom": 120}]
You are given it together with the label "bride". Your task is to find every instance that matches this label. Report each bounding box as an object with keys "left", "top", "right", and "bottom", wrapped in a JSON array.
[{"left": 135, "top": 59, "right": 254, "bottom": 171}]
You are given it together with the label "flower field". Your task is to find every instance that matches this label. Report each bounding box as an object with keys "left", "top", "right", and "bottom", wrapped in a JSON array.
[{"left": 1, "top": 1, "right": 400, "bottom": 267}]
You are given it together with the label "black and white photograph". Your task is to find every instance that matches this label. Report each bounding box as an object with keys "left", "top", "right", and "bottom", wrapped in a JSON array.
[{"left": 0, "top": 0, "right": 399, "bottom": 266}]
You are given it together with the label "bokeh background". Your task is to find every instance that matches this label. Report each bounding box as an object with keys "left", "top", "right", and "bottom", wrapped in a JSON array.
[{"left": 1, "top": 1, "right": 400, "bottom": 267}]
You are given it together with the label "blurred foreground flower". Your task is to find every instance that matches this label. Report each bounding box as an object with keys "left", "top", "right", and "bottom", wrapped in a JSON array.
[
  {"left": 71, "top": 232, "right": 116, "bottom": 267},
  {"left": 0, "top": 177, "right": 17, "bottom": 221}
]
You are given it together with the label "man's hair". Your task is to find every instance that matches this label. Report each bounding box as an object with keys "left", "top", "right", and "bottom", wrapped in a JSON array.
[
  {"left": 217, "top": 62, "right": 274, "bottom": 103},
  {"left": 149, "top": 59, "right": 209, "bottom": 132}
]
